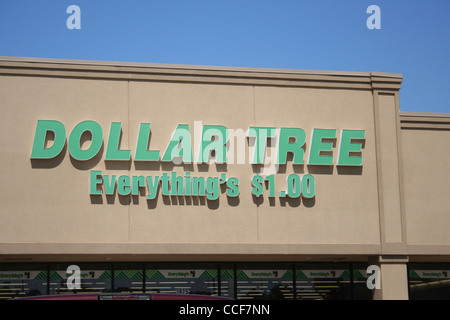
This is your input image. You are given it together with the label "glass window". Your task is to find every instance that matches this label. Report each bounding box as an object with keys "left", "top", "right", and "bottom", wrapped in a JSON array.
[
  {"left": 236, "top": 263, "right": 294, "bottom": 300},
  {"left": 295, "top": 263, "right": 352, "bottom": 300},
  {"left": 351, "top": 263, "right": 372, "bottom": 300},
  {"left": 145, "top": 263, "right": 219, "bottom": 297},
  {"left": 0, "top": 263, "right": 48, "bottom": 299},
  {"left": 114, "top": 263, "right": 144, "bottom": 293},
  {"left": 219, "top": 263, "right": 234, "bottom": 299},
  {"left": 2, "top": 261, "right": 415, "bottom": 299},
  {"left": 409, "top": 263, "right": 450, "bottom": 300},
  {"left": 49, "top": 263, "right": 112, "bottom": 295}
]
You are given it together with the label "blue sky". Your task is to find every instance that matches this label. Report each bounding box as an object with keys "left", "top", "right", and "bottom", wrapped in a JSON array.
[{"left": 0, "top": 0, "right": 449, "bottom": 113}]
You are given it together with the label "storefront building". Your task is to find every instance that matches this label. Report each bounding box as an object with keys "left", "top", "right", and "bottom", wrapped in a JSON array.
[{"left": 0, "top": 57, "right": 449, "bottom": 300}]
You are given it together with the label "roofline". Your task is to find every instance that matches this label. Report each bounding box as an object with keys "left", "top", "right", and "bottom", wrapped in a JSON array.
[
  {"left": 0, "top": 56, "right": 403, "bottom": 90},
  {"left": 0, "top": 56, "right": 404, "bottom": 78},
  {"left": 400, "top": 111, "right": 450, "bottom": 130}
]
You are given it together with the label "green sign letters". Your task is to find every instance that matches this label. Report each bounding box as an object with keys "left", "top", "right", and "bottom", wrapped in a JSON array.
[{"left": 31, "top": 120, "right": 366, "bottom": 203}]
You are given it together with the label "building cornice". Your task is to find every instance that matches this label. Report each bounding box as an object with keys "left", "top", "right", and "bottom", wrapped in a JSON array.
[
  {"left": 400, "top": 112, "right": 450, "bottom": 130},
  {"left": 0, "top": 56, "right": 403, "bottom": 90}
]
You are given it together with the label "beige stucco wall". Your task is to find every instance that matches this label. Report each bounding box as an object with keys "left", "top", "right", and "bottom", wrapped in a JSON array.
[
  {"left": 0, "top": 75, "right": 380, "bottom": 247},
  {"left": 0, "top": 57, "right": 447, "bottom": 263},
  {"left": 0, "top": 76, "right": 130, "bottom": 244},
  {"left": 401, "top": 125, "right": 450, "bottom": 247}
]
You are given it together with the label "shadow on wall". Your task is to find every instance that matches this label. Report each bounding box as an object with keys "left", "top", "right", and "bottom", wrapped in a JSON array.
[
  {"left": 252, "top": 194, "right": 315, "bottom": 208},
  {"left": 90, "top": 193, "right": 241, "bottom": 210},
  {"left": 32, "top": 138, "right": 365, "bottom": 210}
]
